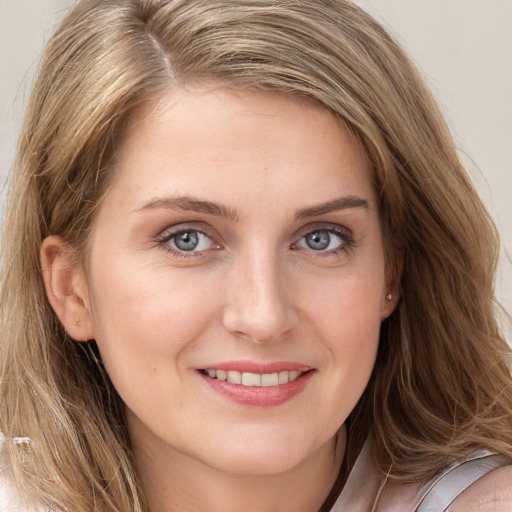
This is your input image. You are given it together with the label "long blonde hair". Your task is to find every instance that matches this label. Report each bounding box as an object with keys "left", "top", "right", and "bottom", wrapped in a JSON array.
[{"left": 1, "top": 1, "right": 511, "bottom": 510}]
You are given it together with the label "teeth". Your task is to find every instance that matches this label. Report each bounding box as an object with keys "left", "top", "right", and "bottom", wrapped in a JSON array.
[
  {"left": 261, "top": 373, "right": 279, "bottom": 386},
  {"left": 289, "top": 371, "right": 301, "bottom": 381},
  {"left": 204, "top": 369, "right": 304, "bottom": 386},
  {"left": 242, "top": 372, "right": 261, "bottom": 386},
  {"left": 227, "top": 371, "right": 242, "bottom": 384}
]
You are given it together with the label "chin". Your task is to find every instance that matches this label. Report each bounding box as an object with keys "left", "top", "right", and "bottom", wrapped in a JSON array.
[
  {"left": 198, "top": 427, "right": 326, "bottom": 476},
  {"left": 205, "top": 450, "right": 309, "bottom": 477}
]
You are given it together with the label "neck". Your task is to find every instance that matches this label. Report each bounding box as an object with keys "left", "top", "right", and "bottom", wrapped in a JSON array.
[{"left": 130, "top": 422, "right": 346, "bottom": 512}]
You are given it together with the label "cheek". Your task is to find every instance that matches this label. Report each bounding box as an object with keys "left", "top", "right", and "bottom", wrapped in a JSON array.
[
  {"left": 298, "top": 265, "right": 384, "bottom": 398},
  {"left": 317, "top": 303, "right": 381, "bottom": 431},
  {"left": 300, "top": 261, "right": 386, "bottom": 335},
  {"left": 86, "top": 257, "right": 220, "bottom": 385}
]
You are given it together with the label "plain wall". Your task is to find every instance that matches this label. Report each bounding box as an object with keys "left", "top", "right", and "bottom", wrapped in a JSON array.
[{"left": 1, "top": 1, "right": 510, "bottom": 337}]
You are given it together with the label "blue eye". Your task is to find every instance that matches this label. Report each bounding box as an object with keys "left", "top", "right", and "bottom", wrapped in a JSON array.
[
  {"left": 297, "top": 229, "right": 347, "bottom": 252},
  {"left": 168, "top": 230, "right": 213, "bottom": 252}
]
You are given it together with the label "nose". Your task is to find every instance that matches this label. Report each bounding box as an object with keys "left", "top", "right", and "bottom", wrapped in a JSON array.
[{"left": 221, "top": 248, "right": 299, "bottom": 343}]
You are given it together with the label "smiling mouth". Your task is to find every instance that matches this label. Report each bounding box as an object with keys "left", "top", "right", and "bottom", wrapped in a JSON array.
[{"left": 200, "top": 369, "right": 305, "bottom": 387}]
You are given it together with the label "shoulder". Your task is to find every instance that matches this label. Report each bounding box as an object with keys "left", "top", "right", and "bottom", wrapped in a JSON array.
[
  {"left": 449, "top": 464, "right": 512, "bottom": 512},
  {"left": 377, "top": 451, "right": 512, "bottom": 512}
]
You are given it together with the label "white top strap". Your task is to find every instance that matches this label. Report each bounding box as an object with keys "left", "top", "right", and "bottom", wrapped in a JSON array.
[
  {"left": 331, "top": 433, "right": 512, "bottom": 512},
  {"left": 415, "top": 451, "right": 511, "bottom": 511}
]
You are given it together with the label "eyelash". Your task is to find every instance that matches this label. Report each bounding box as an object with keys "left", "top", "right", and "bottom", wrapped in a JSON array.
[
  {"left": 292, "top": 226, "right": 355, "bottom": 257},
  {"left": 156, "top": 224, "right": 355, "bottom": 259},
  {"left": 156, "top": 226, "right": 220, "bottom": 259}
]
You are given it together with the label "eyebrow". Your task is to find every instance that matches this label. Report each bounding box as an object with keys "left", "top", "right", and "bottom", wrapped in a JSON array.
[
  {"left": 136, "top": 194, "right": 369, "bottom": 222},
  {"left": 295, "top": 195, "right": 370, "bottom": 218},
  {"left": 136, "top": 196, "right": 240, "bottom": 221}
]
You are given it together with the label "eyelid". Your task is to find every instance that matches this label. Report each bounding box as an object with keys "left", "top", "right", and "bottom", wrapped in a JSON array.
[
  {"left": 293, "top": 222, "right": 354, "bottom": 240},
  {"left": 156, "top": 221, "right": 216, "bottom": 241}
]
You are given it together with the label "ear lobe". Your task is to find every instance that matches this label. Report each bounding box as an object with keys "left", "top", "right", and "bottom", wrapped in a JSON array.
[
  {"left": 40, "top": 236, "right": 95, "bottom": 342},
  {"left": 380, "top": 248, "right": 404, "bottom": 320}
]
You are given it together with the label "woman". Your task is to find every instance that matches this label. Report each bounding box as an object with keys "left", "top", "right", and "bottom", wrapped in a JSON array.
[{"left": 1, "top": 1, "right": 511, "bottom": 510}]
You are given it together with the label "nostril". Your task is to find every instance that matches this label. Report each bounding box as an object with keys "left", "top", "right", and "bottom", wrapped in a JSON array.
[{"left": 221, "top": 304, "right": 297, "bottom": 344}]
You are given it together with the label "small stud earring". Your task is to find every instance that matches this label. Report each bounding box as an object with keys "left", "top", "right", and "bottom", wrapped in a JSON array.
[
  {"left": 73, "top": 319, "right": 80, "bottom": 326},
  {"left": 385, "top": 294, "right": 392, "bottom": 301}
]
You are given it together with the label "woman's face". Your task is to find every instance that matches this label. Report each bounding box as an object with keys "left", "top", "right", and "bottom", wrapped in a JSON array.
[{"left": 77, "top": 89, "right": 397, "bottom": 475}]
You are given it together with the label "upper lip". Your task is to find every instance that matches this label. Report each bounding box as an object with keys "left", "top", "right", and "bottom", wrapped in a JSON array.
[{"left": 198, "top": 361, "right": 313, "bottom": 374}]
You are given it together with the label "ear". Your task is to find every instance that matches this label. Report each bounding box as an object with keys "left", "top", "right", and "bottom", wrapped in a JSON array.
[
  {"left": 40, "top": 236, "right": 95, "bottom": 342},
  {"left": 380, "top": 247, "right": 404, "bottom": 320}
]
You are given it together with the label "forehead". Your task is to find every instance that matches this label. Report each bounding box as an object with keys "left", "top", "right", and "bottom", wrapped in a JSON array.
[{"left": 106, "top": 87, "right": 376, "bottom": 215}]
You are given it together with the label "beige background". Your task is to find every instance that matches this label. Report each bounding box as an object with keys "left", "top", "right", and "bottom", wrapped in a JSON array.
[{"left": 1, "top": 1, "right": 510, "bottom": 337}]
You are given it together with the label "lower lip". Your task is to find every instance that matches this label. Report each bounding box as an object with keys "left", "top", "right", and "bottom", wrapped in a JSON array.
[{"left": 199, "top": 371, "right": 314, "bottom": 407}]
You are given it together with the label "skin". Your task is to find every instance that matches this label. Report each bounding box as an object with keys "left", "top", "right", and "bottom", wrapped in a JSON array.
[{"left": 42, "top": 89, "right": 400, "bottom": 511}]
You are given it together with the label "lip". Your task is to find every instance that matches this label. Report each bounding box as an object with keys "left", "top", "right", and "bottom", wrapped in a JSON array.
[
  {"left": 197, "top": 360, "right": 315, "bottom": 407},
  {"left": 200, "top": 360, "right": 313, "bottom": 374}
]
